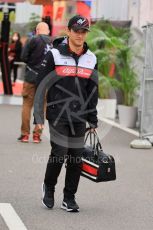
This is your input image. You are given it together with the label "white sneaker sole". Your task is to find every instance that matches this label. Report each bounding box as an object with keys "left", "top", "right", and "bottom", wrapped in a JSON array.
[
  {"left": 41, "top": 183, "right": 50, "bottom": 209},
  {"left": 33, "top": 140, "right": 41, "bottom": 143},
  {"left": 21, "top": 140, "right": 29, "bottom": 143},
  {"left": 61, "top": 202, "right": 79, "bottom": 212}
]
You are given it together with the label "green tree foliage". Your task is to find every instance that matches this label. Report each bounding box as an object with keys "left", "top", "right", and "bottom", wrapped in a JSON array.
[
  {"left": 87, "top": 20, "right": 139, "bottom": 105},
  {"left": 27, "top": 13, "right": 41, "bottom": 32}
]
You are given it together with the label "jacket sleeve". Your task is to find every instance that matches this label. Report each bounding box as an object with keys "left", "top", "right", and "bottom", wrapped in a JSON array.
[
  {"left": 86, "top": 63, "right": 98, "bottom": 128},
  {"left": 33, "top": 51, "right": 55, "bottom": 124},
  {"left": 21, "top": 37, "right": 36, "bottom": 63}
]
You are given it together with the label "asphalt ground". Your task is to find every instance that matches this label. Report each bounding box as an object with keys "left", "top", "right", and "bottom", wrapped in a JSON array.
[{"left": 0, "top": 104, "right": 153, "bottom": 230}]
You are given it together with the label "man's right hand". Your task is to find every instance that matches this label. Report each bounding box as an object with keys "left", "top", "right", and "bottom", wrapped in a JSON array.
[{"left": 90, "top": 128, "right": 96, "bottom": 133}]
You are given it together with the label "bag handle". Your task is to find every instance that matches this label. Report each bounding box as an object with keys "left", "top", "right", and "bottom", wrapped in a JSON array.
[
  {"left": 85, "top": 129, "right": 103, "bottom": 152},
  {"left": 93, "top": 130, "right": 103, "bottom": 150},
  {"left": 85, "top": 129, "right": 97, "bottom": 148}
]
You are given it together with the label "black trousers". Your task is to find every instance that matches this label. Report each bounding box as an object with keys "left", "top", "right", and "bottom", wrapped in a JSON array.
[
  {"left": 10, "top": 61, "right": 18, "bottom": 82},
  {"left": 44, "top": 121, "right": 86, "bottom": 199}
]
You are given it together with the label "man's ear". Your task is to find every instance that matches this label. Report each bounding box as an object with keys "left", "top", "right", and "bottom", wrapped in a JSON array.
[
  {"left": 35, "top": 28, "right": 39, "bottom": 35},
  {"left": 65, "top": 27, "right": 70, "bottom": 36}
]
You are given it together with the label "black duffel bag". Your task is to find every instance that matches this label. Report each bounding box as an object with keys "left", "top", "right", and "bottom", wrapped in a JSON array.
[{"left": 81, "top": 130, "right": 116, "bottom": 182}]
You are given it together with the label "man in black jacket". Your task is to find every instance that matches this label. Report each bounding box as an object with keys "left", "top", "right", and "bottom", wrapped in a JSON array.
[
  {"left": 18, "top": 22, "right": 52, "bottom": 143},
  {"left": 34, "top": 15, "right": 98, "bottom": 212}
]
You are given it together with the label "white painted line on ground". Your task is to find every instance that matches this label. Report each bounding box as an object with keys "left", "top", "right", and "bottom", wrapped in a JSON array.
[
  {"left": 0, "top": 203, "right": 28, "bottom": 230},
  {"left": 101, "top": 118, "right": 139, "bottom": 137}
]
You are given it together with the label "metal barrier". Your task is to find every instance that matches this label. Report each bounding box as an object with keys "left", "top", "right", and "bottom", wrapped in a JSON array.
[
  {"left": 14, "top": 61, "right": 26, "bottom": 81},
  {"left": 139, "top": 24, "right": 153, "bottom": 141}
]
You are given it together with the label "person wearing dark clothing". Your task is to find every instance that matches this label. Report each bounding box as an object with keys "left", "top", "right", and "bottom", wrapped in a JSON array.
[
  {"left": 18, "top": 22, "right": 52, "bottom": 143},
  {"left": 8, "top": 32, "right": 22, "bottom": 83},
  {"left": 34, "top": 15, "right": 98, "bottom": 212}
]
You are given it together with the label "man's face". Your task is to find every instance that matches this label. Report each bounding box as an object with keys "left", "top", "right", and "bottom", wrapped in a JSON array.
[{"left": 67, "top": 29, "right": 88, "bottom": 47}]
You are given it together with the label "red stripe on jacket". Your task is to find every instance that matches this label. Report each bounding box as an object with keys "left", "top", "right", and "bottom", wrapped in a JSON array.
[{"left": 55, "top": 66, "right": 92, "bottom": 78}]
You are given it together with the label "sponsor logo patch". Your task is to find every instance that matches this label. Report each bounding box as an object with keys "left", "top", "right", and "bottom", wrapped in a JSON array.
[{"left": 56, "top": 66, "right": 92, "bottom": 78}]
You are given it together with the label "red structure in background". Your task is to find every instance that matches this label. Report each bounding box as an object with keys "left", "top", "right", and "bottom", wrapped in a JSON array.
[
  {"left": 43, "top": 4, "right": 53, "bottom": 18},
  {"left": 77, "top": 1, "right": 91, "bottom": 20},
  {"left": 42, "top": 1, "right": 91, "bottom": 36},
  {"left": 0, "top": 0, "right": 25, "bottom": 2},
  {"left": 54, "top": 6, "right": 64, "bottom": 21}
]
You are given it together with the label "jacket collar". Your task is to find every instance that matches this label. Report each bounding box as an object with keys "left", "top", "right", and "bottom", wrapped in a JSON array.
[{"left": 53, "top": 37, "right": 89, "bottom": 57}]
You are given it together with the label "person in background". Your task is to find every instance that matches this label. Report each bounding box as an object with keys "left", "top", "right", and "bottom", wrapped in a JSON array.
[
  {"left": 18, "top": 22, "right": 52, "bottom": 143},
  {"left": 8, "top": 32, "right": 22, "bottom": 84}
]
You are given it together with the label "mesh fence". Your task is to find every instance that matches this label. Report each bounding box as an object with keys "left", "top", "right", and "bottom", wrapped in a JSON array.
[{"left": 140, "top": 24, "right": 153, "bottom": 137}]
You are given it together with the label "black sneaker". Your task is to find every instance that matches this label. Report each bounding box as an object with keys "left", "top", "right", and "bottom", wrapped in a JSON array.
[
  {"left": 61, "top": 198, "right": 79, "bottom": 212},
  {"left": 42, "top": 183, "right": 54, "bottom": 209}
]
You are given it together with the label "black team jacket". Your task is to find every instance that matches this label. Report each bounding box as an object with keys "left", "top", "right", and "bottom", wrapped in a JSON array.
[{"left": 34, "top": 37, "right": 98, "bottom": 128}]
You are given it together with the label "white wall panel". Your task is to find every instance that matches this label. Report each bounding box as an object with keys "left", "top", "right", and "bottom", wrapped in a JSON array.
[
  {"left": 16, "top": 2, "right": 42, "bottom": 23},
  {"left": 91, "top": 0, "right": 128, "bottom": 20}
]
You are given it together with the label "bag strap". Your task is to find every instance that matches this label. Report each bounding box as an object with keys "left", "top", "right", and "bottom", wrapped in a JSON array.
[
  {"left": 94, "top": 130, "right": 103, "bottom": 151},
  {"left": 39, "top": 35, "right": 52, "bottom": 46},
  {"left": 84, "top": 129, "right": 96, "bottom": 147},
  {"left": 84, "top": 129, "right": 103, "bottom": 154}
]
